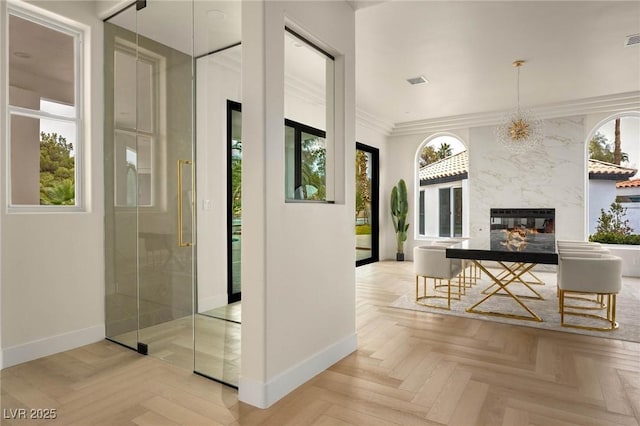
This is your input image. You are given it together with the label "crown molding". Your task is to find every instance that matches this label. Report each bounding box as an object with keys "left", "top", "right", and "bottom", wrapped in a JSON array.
[
  {"left": 356, "top": 107, "right": 395, "bottom": 136},
  {"left": 390, "top": 91, "right": 640, "bottom": 137}
]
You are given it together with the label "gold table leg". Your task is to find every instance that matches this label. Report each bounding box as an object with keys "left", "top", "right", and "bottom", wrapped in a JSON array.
[
  {"left": 481, "top": 261, "right": 544, "bottom": 300},
  {"left": 466, "top": 260, "right": 543, "bottom": 322}
]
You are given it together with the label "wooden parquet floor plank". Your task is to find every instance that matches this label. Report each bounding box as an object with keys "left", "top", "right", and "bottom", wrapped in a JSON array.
[{"left": 1, "top": 261, "right": 639, "bottom": 425}]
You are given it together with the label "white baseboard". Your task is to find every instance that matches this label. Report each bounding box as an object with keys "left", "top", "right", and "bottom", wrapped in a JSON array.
[
  {"left": 1, "top": 324, "right": 105, "bottom": 369},
  {"left": 197, "top": 294, "right": 229, "bottom": 313},
  {"left": 239, "top": 333, "right": 357, "bottom": 409}
]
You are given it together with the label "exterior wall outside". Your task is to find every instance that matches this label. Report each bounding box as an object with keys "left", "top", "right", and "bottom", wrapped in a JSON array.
[
  {"left": 589, "top": 180, "right": 617, "bottom": 235},
  {"left": 618, "top": 185, "right": 640, "bottom": 234},
  {"left": 620, "top": 202, "right": 640, "bottom": 235},
  {"left": 241, "top": 0, "right": 356, "bottom": 408},
  {"left": 420, "top": 179, "right": 465, "bottom": 238},
  {"left": 1, "top": 0, "right": 105, "bottom": 367}
]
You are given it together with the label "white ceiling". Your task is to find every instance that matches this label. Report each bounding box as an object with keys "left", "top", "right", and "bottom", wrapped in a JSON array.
[
  {"left": 356, "top": 1, "right": 640, "bottom": 126},
  {"left": 12, "top": 1, "right": 639, "bottom": 131}
]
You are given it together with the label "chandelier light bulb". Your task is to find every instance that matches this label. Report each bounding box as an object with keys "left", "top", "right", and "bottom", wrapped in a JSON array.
[{"left": 496, "top": 60, "right": 544, "bottom": 153}]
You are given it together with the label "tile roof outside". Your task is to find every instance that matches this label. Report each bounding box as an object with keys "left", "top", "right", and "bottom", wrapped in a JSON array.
[
  {"left": 419, "top": 153, "right": 637, "bottom": 183},
  {"left": 418, "top": 151, "right": 468, "bottom": 182},
  {"left": 617, "top": 179, "right": 640, "bottom": 188}
]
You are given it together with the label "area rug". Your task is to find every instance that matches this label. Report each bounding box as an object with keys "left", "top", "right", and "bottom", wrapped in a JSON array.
[{"left": 390, "top": 268, "right": 640, "bottom": 342}]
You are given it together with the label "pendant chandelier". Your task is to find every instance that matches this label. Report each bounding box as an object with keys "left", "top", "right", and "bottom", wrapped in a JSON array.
[{"left": 496, "top": 60, "right": 543, "bottom": 153}]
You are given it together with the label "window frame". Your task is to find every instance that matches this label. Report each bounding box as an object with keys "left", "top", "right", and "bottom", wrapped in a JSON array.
[
  {"left": 112, "top": 42, "right": 161, "bottom": 209},
  {"left": 283, "top": 26, "right": 336, "bottom": 203},
  {"left": 438, "top": 185, "right": 463, "bottom": 238},
  {"left": 5, "top": 5, "right": 84, "bottom": 213},
  {"left": 284, "top": 117, "right": 327, "bottom": 202}
]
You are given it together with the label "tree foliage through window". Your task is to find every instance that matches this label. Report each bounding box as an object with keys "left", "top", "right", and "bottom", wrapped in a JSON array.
[
  {"left": 419, "top": 141, "right": 454, "bottom": 167},
  {"left": 589, "top": 131, "right": 628, "bottom": 165},
  {"left": 40, "top": 132, "right": 75, "bottom": 205}
]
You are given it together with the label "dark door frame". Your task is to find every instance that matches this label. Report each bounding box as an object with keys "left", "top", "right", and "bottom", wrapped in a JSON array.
[
  {"left": 227, "top": 100, "right": 242, "bottom": 303},
  {"left": 356, "top": 142, "right": 380, "bottom": 267}
]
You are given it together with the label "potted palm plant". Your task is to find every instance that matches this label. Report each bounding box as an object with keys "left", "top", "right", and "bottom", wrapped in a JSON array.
[{"left": 390, "top": 179, "right": 409, "bottom": 261}]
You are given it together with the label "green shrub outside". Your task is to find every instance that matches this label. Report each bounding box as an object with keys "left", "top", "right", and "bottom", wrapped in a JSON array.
[
  {"left": 589, "top": 232, "right": 640, "bottom": 245},
  {"left": 355, "top": 224, "right": 372, "bottom": 235},
  {"left": 589, "top": 201, "right": 638, "bottom": 245}
]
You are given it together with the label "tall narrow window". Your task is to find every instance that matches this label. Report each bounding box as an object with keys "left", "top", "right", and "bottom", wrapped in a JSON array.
[
  {"left": 419, "top": 190, "right": 425, "bottom": 235},
  {"left": 439, "top": 188, "right": 451, "bottom": 237},
  {"left": 7, "top": 9, "right": 83, "bottom": 208},
  {"left": 284, "top": 28, "right": 334, "bottom": 202},
  {"left": 113, "top": 45, "right": 157, "bottom": 207}
]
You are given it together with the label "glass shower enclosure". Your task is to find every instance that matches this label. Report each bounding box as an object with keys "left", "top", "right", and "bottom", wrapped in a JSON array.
[{"left": 104, "top": 0, "right": 240, "bottom": 388}]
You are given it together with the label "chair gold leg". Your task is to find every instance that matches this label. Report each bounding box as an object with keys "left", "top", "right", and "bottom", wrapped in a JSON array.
[
  {"left": 560, "top": 290, "right": 619, "bottom": 331},
  {"left": 414, "top": 275, "right": 453, "bottom": 310}
]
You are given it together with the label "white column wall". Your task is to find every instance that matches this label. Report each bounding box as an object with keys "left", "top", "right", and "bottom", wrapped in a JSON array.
[
  {"left": 0, "top": 0, "right": 104, "bottom": 368},
  {"left": 241, "top": 0, "right": 356, "bottom": 408}
]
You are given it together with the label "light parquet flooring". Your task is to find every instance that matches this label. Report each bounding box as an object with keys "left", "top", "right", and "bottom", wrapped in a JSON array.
[{"left": 1, "top": 260, "right": 639, "bottom": 425}]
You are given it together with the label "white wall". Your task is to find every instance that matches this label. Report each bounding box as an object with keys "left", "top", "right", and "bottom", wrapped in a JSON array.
[
  {"left": 195, "top": 46, "right": 378, "bottom": 312},
  {"left": 241, "top": 0, "right": 356, "bottom": 408},
  {"left": 383, "top": 129, "right": 468, "bottom": 260},
  {"left": 589, "top": 179, "right": 617, "bottom": 235},
  {"left": 1, "top": 0, "right": 104, "bottom": 368},
  {"left": 385, "top": 117, "right": 590, "bottom": 259},
  {"left": 468, "top": 117, "right": 586, "bottom": 245}
]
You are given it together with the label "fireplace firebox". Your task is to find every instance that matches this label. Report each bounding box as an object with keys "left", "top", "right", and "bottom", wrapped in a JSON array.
[{"left": 490, "top": 208, "right": 555, "bottom": 252}]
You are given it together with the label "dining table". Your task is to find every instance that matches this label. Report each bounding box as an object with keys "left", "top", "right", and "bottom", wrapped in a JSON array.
[{"left": 445, "top": 239, "right": 558, "bottom": 322}]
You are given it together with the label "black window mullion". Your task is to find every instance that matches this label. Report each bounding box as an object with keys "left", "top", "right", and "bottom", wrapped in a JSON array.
[{"left": 294, "top": 128, "right": 302, "bottom": 198}]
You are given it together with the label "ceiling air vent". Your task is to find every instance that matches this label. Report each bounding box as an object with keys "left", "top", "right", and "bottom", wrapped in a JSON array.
[
  {"left": 626, "top": 34, "right": 640, "bottom": 47},
  {"left": 406, "top": 75, "right": 429, "bottom": 85}
]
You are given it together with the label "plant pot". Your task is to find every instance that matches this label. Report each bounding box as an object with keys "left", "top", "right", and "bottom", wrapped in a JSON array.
[{"left": 396, "top": 252, "right": 405, "bottom": 261}]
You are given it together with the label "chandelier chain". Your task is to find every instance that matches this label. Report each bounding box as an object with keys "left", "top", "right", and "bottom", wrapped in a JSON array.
[
  {"left": 516, "top": 66, "right": 520, "bottom": 111},
  {"left": 496, "top": 59, "right": 544, "bottom": 153}
]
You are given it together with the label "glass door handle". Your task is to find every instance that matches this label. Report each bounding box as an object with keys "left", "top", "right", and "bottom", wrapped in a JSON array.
[{"left": 177, "top": 159, "right": 194, "bottom": 247}]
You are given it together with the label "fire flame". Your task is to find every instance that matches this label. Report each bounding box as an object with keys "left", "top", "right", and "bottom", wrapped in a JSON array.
[{"left": 499, "top": 227, "right": 537, "bottom": 251}]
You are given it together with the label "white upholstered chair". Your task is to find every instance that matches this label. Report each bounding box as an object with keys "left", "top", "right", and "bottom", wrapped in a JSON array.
[
  {"left": 413, "top": 245, "right": 463, "bottom": 310},
  {"left": 557, "top": 253, "right": 622, "bottom": 331}
]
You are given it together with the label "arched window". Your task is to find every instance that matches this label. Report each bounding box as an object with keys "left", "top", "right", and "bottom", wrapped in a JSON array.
[
  {"left": 587, "top": 114, "right": 640, "bottom": 237},
  {"left": 415, "top": 134, "right": 467, "bottom": 238}
]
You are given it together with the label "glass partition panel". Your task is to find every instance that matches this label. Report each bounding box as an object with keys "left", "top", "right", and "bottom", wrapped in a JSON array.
[
  {"left": 135, "top": 0, "right": 194, "bottom": 368},
  {"left": 106, "top": 0, "right": 241, "bottom": 388},
  {"left": 192, "top": 18, "right": 242, "bottom": 388},
  {"left": 104, "top": 5, "right": 139, "bottom": 350},
  {"left": 105, "top": 0, "right": 195, "bottom": 366}
]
